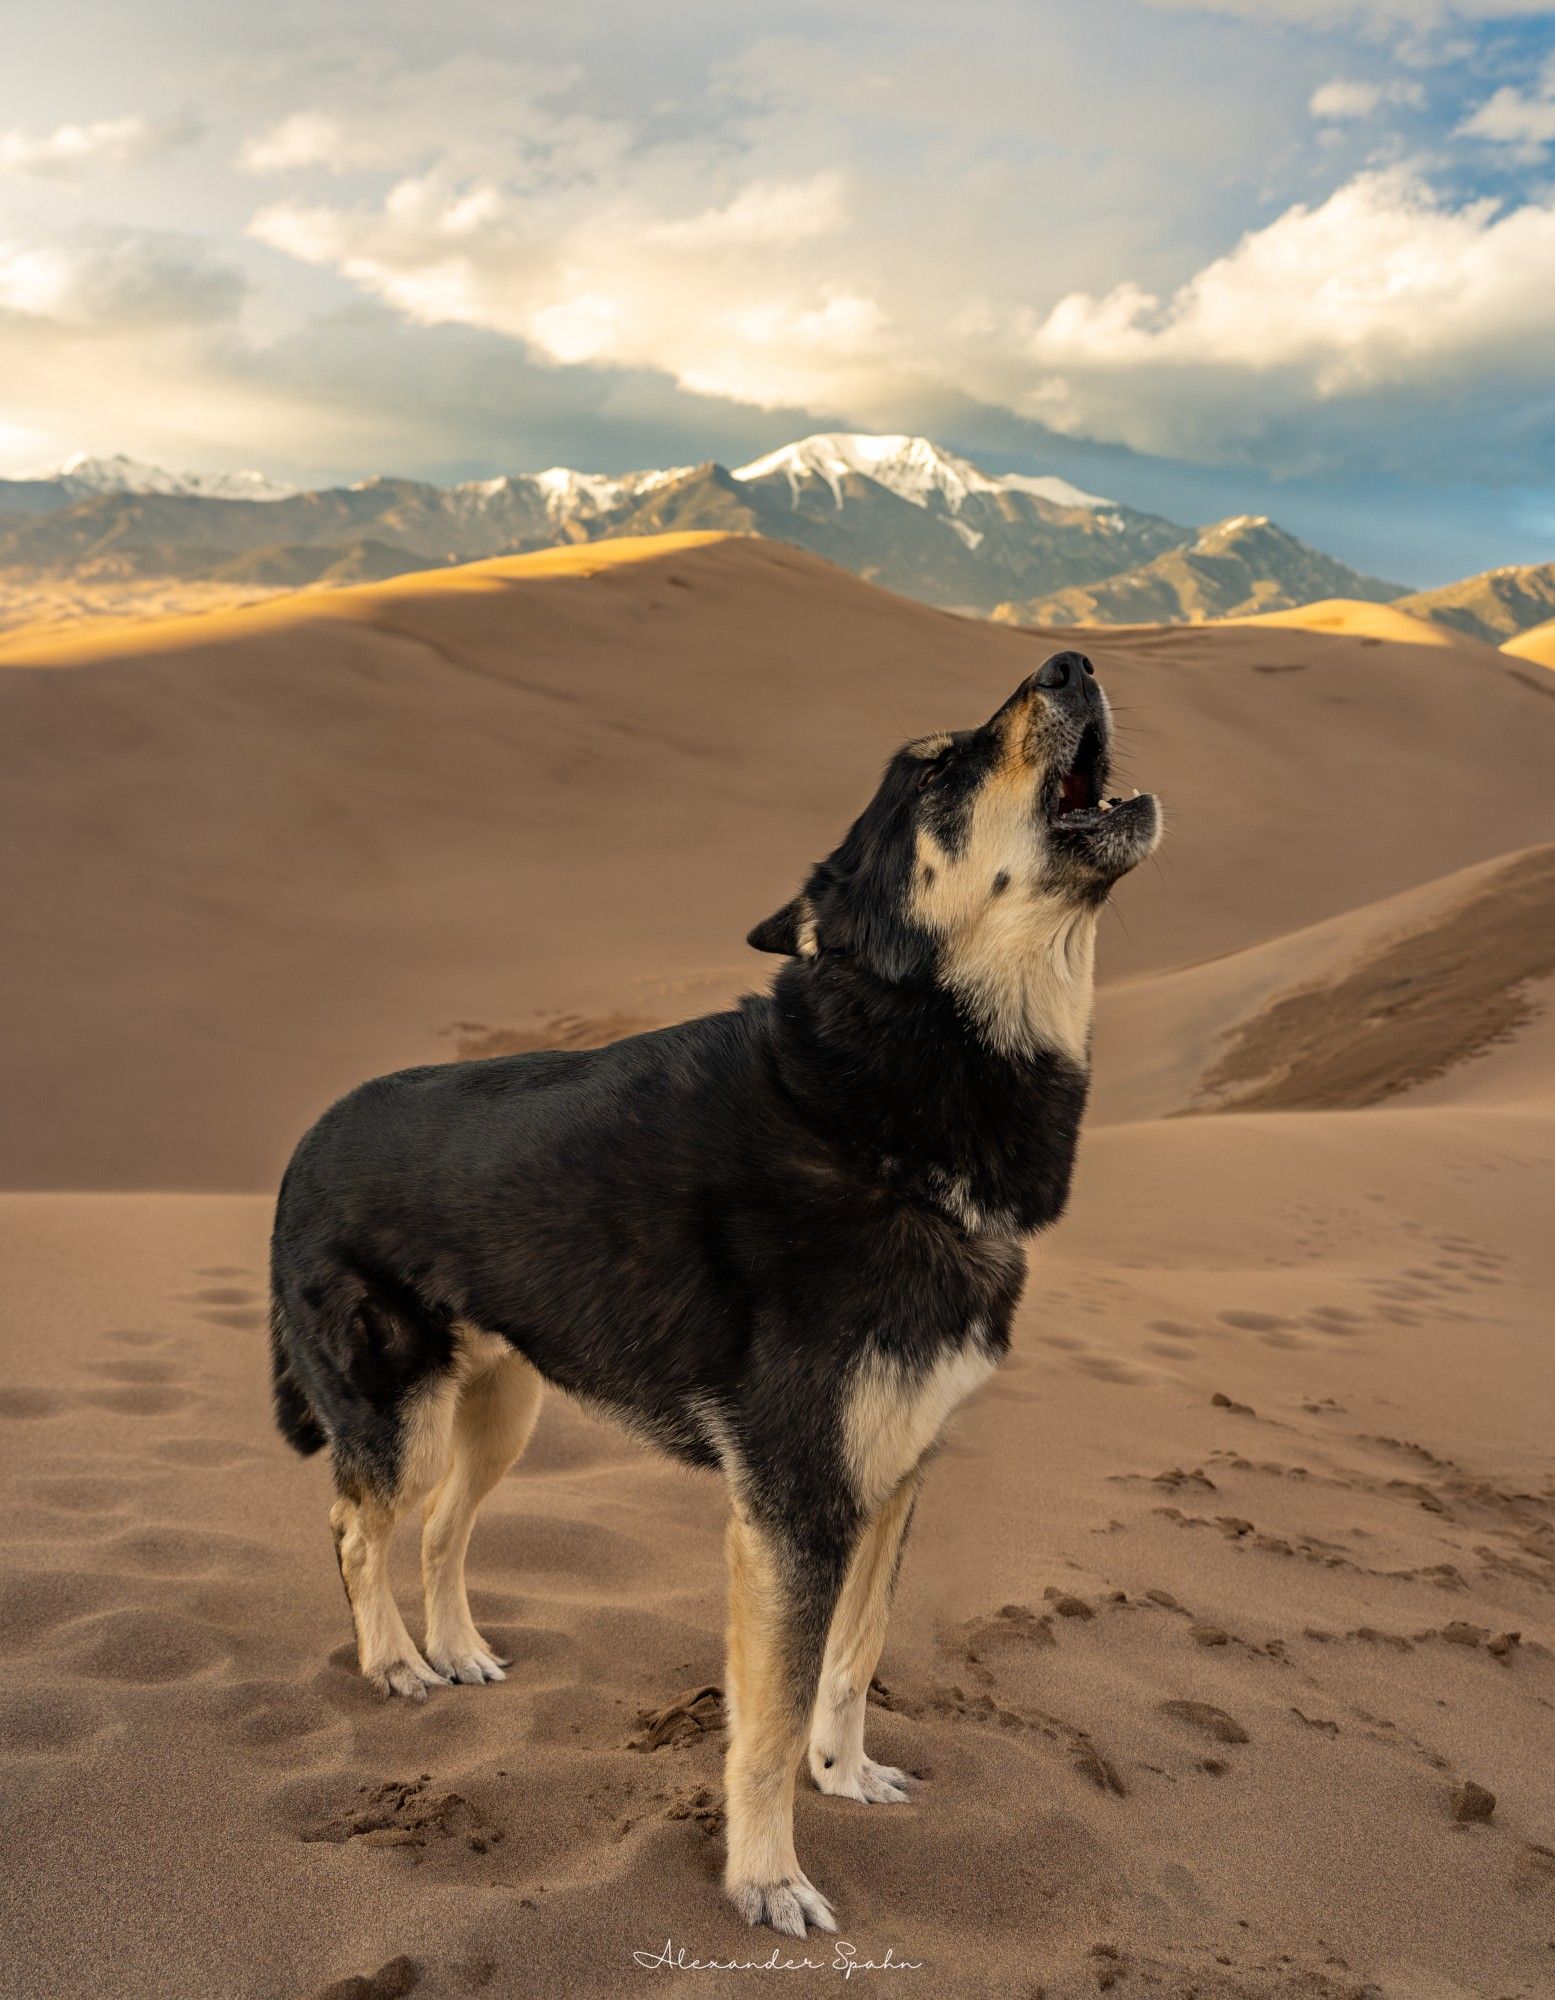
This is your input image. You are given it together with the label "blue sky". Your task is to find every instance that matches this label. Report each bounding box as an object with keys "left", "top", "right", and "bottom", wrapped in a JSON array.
[{"left": 2, "top": 0, "right": 1554, "bottom": 584}]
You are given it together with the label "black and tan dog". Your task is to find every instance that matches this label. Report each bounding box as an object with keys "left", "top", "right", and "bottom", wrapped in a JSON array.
[{"left": 269, "top": 651, "right": 1159, "bottom": 1936}]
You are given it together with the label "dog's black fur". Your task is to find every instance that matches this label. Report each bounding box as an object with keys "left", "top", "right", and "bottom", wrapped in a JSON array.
[{"left": 270, "top": 651, "right": 1158, "bottom": 1936}]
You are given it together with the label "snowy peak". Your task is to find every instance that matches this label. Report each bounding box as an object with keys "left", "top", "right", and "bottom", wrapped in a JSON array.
[
  {"left": 732, "top": 432, "right": 1110, "bottom": 513},
  {"left": 29, "top": 453, "right": 297, "bottom": 503},
  {"left": 446, "top": 464, "right": 695, "bottom": 524},
  {"left": 1189, "top": 515, "right": 1278, "bottom": 555}
]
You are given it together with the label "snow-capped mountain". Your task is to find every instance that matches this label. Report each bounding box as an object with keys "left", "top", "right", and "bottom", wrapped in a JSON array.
[
  {"left": 443, "top": 464, "right": 693, "bottom": 529},
  {"left": 26, "top": 453, "right": 298, "bottom": 503},
  {"left": 732, "top": 432, "right": 1109, "bottom": 514},
  {"left": 0, "top": 434, "right": 1403, "bottom": 622}
]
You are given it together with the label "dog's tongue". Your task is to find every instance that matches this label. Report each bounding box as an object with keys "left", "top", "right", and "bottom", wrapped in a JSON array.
[{"left": 1060, "top": 772, "right": 1090, "bottom": 815}]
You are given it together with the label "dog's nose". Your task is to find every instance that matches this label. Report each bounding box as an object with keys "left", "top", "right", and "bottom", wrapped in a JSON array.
[{"left": 1031, "top": 650, "right": 1095, "bottom": 692}]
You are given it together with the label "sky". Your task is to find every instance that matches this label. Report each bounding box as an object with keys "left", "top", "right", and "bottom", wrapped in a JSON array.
[{"left": 2, "top": 0, "right": 1554, "bottom": 585}]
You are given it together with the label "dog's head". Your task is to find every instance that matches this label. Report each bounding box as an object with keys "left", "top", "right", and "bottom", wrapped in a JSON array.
[{"left": 748, "top": 652, "right": 1160, "bottom": 1060}]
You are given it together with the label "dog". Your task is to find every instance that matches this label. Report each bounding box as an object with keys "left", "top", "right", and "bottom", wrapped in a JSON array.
[{"left": 269, "top": 649, "right": 1159, "bottom": 1937}]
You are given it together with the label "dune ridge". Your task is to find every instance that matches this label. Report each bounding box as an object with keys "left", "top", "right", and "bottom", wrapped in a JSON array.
[
  {"left": 1502, "top": 617, "right": 1555, "bottom": 670},
  {"left": 1222, "top": 598, "right": 1463, "bottom": 648}
]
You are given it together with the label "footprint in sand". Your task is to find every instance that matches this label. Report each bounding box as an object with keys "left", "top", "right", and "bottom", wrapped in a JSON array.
[
  {"left": 202, "top": 1308, "right": 267, "bottom": 1330},
  {"left": 87, "top": 1357, "right": 179, "bottom": 1386},
  {"left": 0, "top": 1386, "right": 69, "bottom": 1419},
  {"left": 78, "top": 1384, "right": 195, "bottom": 1417},
  {"left": 0, "top": 1687, "right": 112, "bottom": 1757},
  {"left": 183, "top": 1284, "right": 268, "bottom": 1331},
  {"left": 306, "top": 1955, "right": 422, "bottom": 2000},
  {"left": 63, "top": 1606, "right": 232, "bottom": 1684},
  {"left": 1216, "top": 1310, "right": 1309, "bottom": 1348},
  {"left": 213, "top": 1678, "right": 339, "bottom": 1750},
  {"left": 290, "top": 1774, "right": 503, "bottom": 1855},
  {"left": 25, "top": 1475, "right": 138, "bottom": 1515},
  {"left": 476, "top": 1511, "right": 644, "bottom": 1587},
  {"left": 151, "top": 1436, "right": 261, "bottom": 1468},
  {"left": 0, "top": 1571, "right": 134, "bottom": 1652},
  {"left": 1158, "top": 1700, "right": 1250, "bottom": 1744},
  {"left": 106, "top": 1524, "right": 274, "bottom": 1577}
]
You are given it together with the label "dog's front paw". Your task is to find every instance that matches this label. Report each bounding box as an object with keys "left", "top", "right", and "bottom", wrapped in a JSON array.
[
  {"left": 365, "top": 1652, "right": 449, "bottom": 1701},
  {"left": 426, "top": 1641, "right": 508, "bottom": 1686},
  {"left": 728, "top": 1871, "right": 837, "bottom": 1938},
  {"left": 812, "top": 1753, "right": 913, "bottom": 1804}
]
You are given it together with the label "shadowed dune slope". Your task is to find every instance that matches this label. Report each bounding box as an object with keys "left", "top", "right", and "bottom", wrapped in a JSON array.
[
  {"left": 4, "top": 532, "right": 1555, "bottom": 1190},
  {"left": 1092, "top": 843, "right": 1555, "bottom": 1124}
]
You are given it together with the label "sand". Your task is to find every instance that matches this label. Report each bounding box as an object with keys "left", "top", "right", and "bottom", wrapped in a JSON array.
[
  {"left": 2, "top": 535, "right": 1554, "bottom": 1999},
  {"left": 1503, "top": 619, "right": 1555, "bottom": 670},
  {"left": 0, "top": 576, "right": 290, "bottom": 647},
  {"left": 1222, "top": 598, "right": 1463, "bottom": 648}
]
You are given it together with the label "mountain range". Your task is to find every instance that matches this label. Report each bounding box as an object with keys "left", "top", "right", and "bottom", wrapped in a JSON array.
[{"left": 1, "top": 434, "right": 1549, "bottom": 640}]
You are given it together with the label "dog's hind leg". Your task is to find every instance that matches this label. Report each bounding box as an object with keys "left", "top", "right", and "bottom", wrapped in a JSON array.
[
  {"left": 722, "top": 1507, "right": 851, "bottom": 1938},
  {"left": 331, "top": 1371, "right": 460, "bottom": 1702},
  {"left": 421, "top": 1336, "right": 543, "bottom": 1684},
  {"left": 807, "top": 1470, "right": 920, "bottom": 1804}
]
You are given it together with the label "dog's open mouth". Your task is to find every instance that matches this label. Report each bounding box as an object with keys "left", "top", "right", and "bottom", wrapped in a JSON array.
[{"left": 1048, "top": 719, "right": 1150, "bottom": 839}]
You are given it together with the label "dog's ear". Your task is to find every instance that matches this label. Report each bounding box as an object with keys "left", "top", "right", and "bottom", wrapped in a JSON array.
[{"left": 746, "top": 896, "right": 814, "bottom": 957}]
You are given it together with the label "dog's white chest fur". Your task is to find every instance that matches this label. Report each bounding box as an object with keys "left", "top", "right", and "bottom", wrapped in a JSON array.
[{"left": 841, "top": 1325, "right": 997, "bottom": 1513}]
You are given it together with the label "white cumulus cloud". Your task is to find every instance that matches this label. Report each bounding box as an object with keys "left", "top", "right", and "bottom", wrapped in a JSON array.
[
  {"left": 1008, "top": 169, "right": 1555, "bottom": 460},
  {"left": 1309, "top": 78, "right": 1424, "bottom": 120},
  {"left": 0, "top": 230, "right": 243, "bottom": 328},
  {"left": 1456, "top": 56, "right": 1555, "bottom": 154},
  {"left": 0, "top": 114, "right": 197, "bottom": 180},
  {"left": 249, "top": 170, "right": 901, "bottom": 413}
]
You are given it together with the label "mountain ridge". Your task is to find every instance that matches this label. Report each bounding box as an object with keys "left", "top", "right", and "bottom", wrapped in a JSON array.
[{"left": 1, "top": 431, "right": 1548, "bottom": 634}]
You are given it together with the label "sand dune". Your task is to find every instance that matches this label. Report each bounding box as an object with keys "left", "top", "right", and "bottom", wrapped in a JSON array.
[
  {"left": 1092, "top": 842, "right": 1555, "bottom": 1124},
  {"left": 0, "top": 576, "right": 290, "bottom": 647},
  {"left": 1502, "top": 617, "right": 1555, "bottom": 669},
  {"left": 4, "top": 534, "right": 1554, "bottom": 1189},
  {"left": 1223, "top": 597, "right": 1462, "bottom": 648},
  {"left": 3, "top": 535, "right": 1555, "bottom": 1998}
]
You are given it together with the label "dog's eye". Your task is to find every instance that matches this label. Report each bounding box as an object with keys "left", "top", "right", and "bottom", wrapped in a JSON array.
[{"left": 918, "top": 755, "right": 951, "bottom": 791}]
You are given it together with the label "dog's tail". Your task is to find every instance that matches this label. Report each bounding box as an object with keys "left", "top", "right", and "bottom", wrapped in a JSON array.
[{"left": 270, "top": 1295, "right": 328, "bottom": 1457}]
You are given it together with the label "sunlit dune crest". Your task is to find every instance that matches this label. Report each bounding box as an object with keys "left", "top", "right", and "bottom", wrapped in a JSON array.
[
  {"left": 0, "top": 531, "right": 741, "bottom": 667},
  {"left": 1223, "top": 597, "right": 1460, "bottom": 647},
  {"left": 1502, "top": 616, "right": 1555, "bottom": 668}
]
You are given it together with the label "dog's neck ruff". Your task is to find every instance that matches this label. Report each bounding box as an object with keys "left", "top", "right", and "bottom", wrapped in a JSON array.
[
  {"left": 940, "top": 898, "right": 1099, "bottom": 1069},
  {"left": 768, "top": 954, "right": 1092, "bottom": 1243}
]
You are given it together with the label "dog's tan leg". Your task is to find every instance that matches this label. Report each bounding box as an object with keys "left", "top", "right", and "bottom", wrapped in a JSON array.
[
  {"left": 722, "top": 1508, "right": 846, "bottom": 1938},
  {"left": 422, "top": 1346, "right": 543, "bottom": 1683},
  {"left": 332, "top": 1370, "right": 458, "bottom": 1700},
  {"left": 807, "top": 1471, "right": 919, "bottom": 1803}
]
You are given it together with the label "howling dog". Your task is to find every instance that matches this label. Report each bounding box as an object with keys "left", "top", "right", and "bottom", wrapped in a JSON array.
[{"left": 270, "top": 651, "right": 1159, "bottom": 1937}]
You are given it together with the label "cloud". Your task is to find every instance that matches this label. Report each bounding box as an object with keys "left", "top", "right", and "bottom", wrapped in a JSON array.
[
  {"left": 237, "top": 55, "right": 631, "bottom": 184},
  {"left": 1456, "top": 56, "right": 1555, "bottom": 154},
  {"left": 249, "top": 170, "right": 904, "bottom": 413},
  {"left": 1008, "top": 170, "right": 1555, "bottom": 467},
  {"left": 645, "top": 174, "right": 848, "bottom": 250},
  {"left": 1309, "top": 78, "right": 1425, "bottom": 119},
  {"left": 0, "top": 230, "right": 244, "bottom": 329},
  {"left": 0, "top": 114, "right": 198, "bottom": 181},
  {"left": 1148, "top": 0, "right": 1554, "bottom": 22},
  {"left": 239, "top": 113, "right": 352, "bottom": 176}
]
